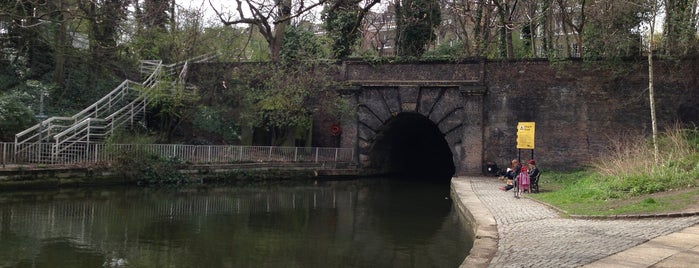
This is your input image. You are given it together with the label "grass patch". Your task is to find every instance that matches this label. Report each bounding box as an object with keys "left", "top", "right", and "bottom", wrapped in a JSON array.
[
  {"left": 529, "top": 125, "right": 699, "bottom": 216},
  {"left": 531, "top": 171, "right": 699, "bottom": 215}
]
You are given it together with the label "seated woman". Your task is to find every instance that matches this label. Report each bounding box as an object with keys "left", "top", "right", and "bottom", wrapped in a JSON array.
[{"left": 498, "top": 159, "right": 521, "bottom": 191}]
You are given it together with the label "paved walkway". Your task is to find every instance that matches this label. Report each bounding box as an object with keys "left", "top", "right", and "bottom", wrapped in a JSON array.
[{"left": 453, "top": 176, "right": 699, "bottom": 268}]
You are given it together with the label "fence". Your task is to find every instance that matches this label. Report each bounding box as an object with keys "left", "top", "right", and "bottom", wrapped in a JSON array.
[{"left": 1, "top": 142, "right": 355, "bottom": 168}]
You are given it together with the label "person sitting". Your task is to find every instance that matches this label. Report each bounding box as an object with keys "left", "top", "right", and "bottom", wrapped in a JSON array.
[
  {"left": 486, "top": 161, "right": 501, "bottom": 176},
  {"left": 499, "top": 176, "right": 514, "bottom": 191},
  {"left": 499, "top": 159, "right": 521, "bottom": 191},
  {"left": 528, "top": 159, "right": 541, "bottom": 193}
]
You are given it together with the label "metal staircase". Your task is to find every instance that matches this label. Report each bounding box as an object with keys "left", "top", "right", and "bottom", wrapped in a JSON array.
[{"left": 13, "top": 54, "right": 216, "bottom": 164}]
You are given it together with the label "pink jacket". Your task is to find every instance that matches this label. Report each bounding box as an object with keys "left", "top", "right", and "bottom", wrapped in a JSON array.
[{"left": 517, "top": 172, "right": 530, "bottom": 190}]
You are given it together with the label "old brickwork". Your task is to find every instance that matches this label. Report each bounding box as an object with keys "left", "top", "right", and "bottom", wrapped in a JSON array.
[
  {"left": 188, "top": 59, "right": 699, "bottom": 174},
  {"left": 482, "top": 59, "right": 699, "bottom": 171}
]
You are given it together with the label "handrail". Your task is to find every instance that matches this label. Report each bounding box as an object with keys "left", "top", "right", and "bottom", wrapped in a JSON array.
[
  {"left": 51, "top": 66, "right": 159, "bottom": 158},
  {"left": 53, "top": 118, "right": 106, "bottom": 141},
  {"left": 14, "top": 117, "right": 72, "bottom": 138},
  {"left": 4, "top": 142, "right": 355, "bottom": 166},
  {"left": 15, "top": 54, "right": 216, "bottom": 164},
  {"left": 71, "top": 80, "right": 131, "bottom": 121},
  {"left": 15, "top": 79, "right": 132, "bottom": 144},
  {"left": 186, "top": 53, "right": 218, "bottom": 63},
  {"left": 178, "top": 61, "right": 188, "bottom": 82},
  {"left": 52, "top": 97, "right": 146, "bottom": 146},
  {"left": 104, "top": 98, "right": 144, "bottom": 121},
  {"left": 142, "top": 62, "right": 163, "bottom": 88},
  {"left": 139, "top": 60, "right": 162, "bottom": 75}
]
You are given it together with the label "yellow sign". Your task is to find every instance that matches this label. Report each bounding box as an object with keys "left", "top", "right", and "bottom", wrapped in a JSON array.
[{"left": 516, "top": 122, "right": 535, "bottom": 149}]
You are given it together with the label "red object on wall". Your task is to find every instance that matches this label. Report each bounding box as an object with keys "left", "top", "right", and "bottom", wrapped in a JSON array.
[{"left": 330, "top": 124, "right": 342, "bottom": 136}]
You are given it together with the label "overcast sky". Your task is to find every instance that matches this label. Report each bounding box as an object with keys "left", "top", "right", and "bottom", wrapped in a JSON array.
[
  {"left": 181, "top": 0, "right": 664, "bottom": 34},
  {"left": 181, "top": 0, "right": 391, "bottom": 25},
  {"left": 181, "top": 0, "right": 237, "bottom": 24}
]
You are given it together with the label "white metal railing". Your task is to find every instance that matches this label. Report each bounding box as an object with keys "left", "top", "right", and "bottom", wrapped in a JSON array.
[
  {"left": 14, "top": 69, "right": 158, "bottom": 160},
  {"left": 141, "top": 53, "right": 217, "bottom": 81},
  {"left": 2, "top": 142, "right": 354, "bottom": 167},
  {"left": 14, "top": 54, "right": 217, "bottom": 164}
]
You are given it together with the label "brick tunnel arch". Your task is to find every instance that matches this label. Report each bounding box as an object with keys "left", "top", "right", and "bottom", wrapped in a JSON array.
[
  {"left": 368, "top": 112, "right": 455, "bottom": 181},
  {"left": 353, "top": 85, "right": 483, "bottom": 181}
]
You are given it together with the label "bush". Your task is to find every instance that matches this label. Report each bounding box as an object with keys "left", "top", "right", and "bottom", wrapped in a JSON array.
[
  {"left": 192, "top": 106, "right": 241, "bottom": 144},
  {"left": 0, "top": 91, "right": 36, "bottom": 141},
  {"left": 107, "top": 135, "right": 187, "bottom": 185},
  {"left": 117, "top": 153, "right": 189, "bottom": 185},
  {"left": 590, "top": 124, "right": 699, "bottom": 197},
  {"left": 137, "top": 155, "right": 189, "bottom": 185}
]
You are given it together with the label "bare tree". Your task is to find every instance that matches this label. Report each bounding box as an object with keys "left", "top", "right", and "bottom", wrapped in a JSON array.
[
  {"left": 519, "top": 0, "right": 553, "bottom": 58},
  {"left": 445, "top": 0, "right": 498, "bottom": 57},
  {"left": 556, "top": 0, "right": 587, "bottom": 58},
  {"left": 441, "top": 0, "right": 468, "bottom": 55},
  {"left": 211, "top": 0, "right": 327, "bottom": 61},
  {"left": 540, "top": 0, "right": 555, "bottom": 57},
  {"left": 492, "top": 0, "right": 519, "bottom": 58},
  {"left": 362, "top": 9, "right": 395, "bottom": 56},
  {"left": 662, "top": 0, "right": 699, "bottom": 56}
]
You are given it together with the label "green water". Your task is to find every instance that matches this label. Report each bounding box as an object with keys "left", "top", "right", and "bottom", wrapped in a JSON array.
[{"left": 0, "top": 178, "right": 473, "bottom": 267}]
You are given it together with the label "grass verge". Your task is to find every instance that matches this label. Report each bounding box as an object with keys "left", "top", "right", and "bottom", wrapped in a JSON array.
[
  {"left": 529, "top": 170, "right": 699, "bottom": 216},
  {"left": 528, "top": 125, "right": 699, "bottom": 216}
]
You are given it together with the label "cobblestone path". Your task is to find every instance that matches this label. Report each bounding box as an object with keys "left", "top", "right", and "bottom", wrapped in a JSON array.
[{"left": 469, "top": 178, "right": 699, "bottom": 268}]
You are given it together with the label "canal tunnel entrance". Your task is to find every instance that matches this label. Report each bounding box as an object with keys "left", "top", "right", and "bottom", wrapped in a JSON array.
[{"left": 369, "top": 113, "right": 455, "bottom": 182}]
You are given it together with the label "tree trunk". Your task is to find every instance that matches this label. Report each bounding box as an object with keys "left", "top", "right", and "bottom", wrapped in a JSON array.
[
  {"left": 474, "top": 2, "right": 489, "bottom": 57},
  {"left": 135, "top": 0, "right": 142, "bottom": 31},
  {"left": 575, "top": 0, "right": 586, "bottom": 58},
  {"left": 270, "top": 26, "right": 285, "bottom": 62},
  {"left": 529, "top": 20, "right": 536, "bottom": 57},
  {"left": 543, "top": 2, "right": 553, "bottom": 56},
  {"left": 498, "top": 10, "right": 507, "bottom": 58},
  {"left": 53, "top": 0, "right": 66, "bottom": 84},
  {"left": 505, "top": 26, "right": 514, "bottom": 58},
  {"left": 170, "top": 0, "right": 176, "bottom": 31},
  {"left": 648, "top": 2, "right": 659, "bottom": 163},
  {"left": 269, "top": 0, "right": 292, "bottom": 62},
  {"left": 561, "top": 22, "right": 571, "bottom": 58},
  {"left": 575, "top": 33, "right": 584, "bottom": 58},
  {"left": 87, "top": 1, "right": 100, "bottom": 89}
]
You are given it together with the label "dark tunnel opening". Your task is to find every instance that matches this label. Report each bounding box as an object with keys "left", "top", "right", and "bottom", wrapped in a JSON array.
[{"left": 369, "top": 113, "right": 456, "bottom": 183}]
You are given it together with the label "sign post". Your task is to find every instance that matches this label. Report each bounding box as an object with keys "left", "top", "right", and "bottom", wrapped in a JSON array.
[{"left": 516, "top": 122, "right": 535, "bottom": 161}]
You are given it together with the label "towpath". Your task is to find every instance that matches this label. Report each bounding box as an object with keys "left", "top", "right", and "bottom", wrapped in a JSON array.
[{"left": 453, "top": 176, "right": 699, "bottom": 268}]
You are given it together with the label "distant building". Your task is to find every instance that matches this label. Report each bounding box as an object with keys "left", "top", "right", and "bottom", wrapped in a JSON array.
[
  {"left": 360, "top": 4, "right": 397, "bottom": 56},
  {"left": 355, "top": 1, "right": 592, "bottom": 58}
]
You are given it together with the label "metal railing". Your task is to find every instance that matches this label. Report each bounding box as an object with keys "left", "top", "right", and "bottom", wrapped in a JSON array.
[
  {"left": 14, "top": 66, "right": 160, "bottom": 162},
  {"left": 13, "top": 54, "right": 218, "bottom": 164},
  {"left": 141, "top": 53, "right": 217, "bottom": 82},
  {"left": 1, "top": 142, "right": 354, "bottom": 167}
]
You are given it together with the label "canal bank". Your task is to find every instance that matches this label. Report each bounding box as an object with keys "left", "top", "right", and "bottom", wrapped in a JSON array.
[
  {"left": 450, "top": 177, "right": 497, "bottom": 268},
  {"left": 0, "top": 167, "right": 532, "bottom": 267},
  {"left": 1, "top": 165, "right": 483, "bottom": 266},
  {"left": 452, "top": 176, "right": 699, "bottom": 268},
  {"left": 0, "top": 163, "right": 359, "bottom": 190}
]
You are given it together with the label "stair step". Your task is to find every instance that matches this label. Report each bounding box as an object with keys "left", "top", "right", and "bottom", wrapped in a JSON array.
[{"left": 15, "top": 55, "right": 215, "bottom": 164}]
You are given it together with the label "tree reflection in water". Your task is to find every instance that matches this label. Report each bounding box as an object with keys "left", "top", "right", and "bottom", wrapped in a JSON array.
[{"left": 0, "top": 178, "right": 472, "bottom": 268}]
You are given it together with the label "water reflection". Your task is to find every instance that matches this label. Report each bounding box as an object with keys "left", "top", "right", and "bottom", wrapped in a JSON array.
[{"left": 0, "top": 178, "right": 472, "bottom": 268}]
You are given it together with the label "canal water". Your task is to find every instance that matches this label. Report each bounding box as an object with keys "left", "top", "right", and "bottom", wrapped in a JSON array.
[{"left": 0, "top": 178, "right": 473, "bottom": 267}]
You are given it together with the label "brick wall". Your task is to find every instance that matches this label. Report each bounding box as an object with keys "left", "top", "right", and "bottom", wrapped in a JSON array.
[
  {"left": 189, "top": 59, "right": 699, "bottom": 172},
  {"left": 481, "top": 59, "right": 699, "bottom": 170}
]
